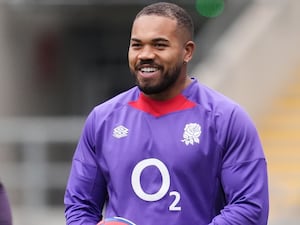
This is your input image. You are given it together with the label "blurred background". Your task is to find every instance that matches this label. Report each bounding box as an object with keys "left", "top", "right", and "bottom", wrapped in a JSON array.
[{"left": 0, "top": 0, "right": 299, "bottom": 224}]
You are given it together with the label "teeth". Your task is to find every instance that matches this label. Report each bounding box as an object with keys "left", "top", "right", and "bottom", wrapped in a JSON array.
[{"left": 140, "top": 67, "right": 158, "bottom": 73}]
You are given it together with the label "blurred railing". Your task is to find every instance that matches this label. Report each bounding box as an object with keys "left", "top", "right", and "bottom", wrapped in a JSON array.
[{"left": 0, "top": 117, "right": 85, "bottom": 210}]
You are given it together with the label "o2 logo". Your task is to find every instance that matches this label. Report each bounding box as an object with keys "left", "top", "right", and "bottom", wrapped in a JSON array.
[{"left": 131, "top": 158, "right": 181, "bottom": 211}]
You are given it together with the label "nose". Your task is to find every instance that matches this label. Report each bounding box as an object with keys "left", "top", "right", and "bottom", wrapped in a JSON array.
[{"left": 137, "top": 45, "right": 155, "bottom": 60}]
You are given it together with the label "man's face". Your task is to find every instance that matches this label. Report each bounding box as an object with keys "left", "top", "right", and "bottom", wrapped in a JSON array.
[{"left": 128, "top": 15, "right": 188, "bottom": 97}]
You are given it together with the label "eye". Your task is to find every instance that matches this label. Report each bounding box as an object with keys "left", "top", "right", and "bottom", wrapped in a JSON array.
[
  {"left": 154, "top": 43, "right": 168, "bottom": 49},
  {"left": 130, "top": 43, "right": 142, "bottom": 49}
]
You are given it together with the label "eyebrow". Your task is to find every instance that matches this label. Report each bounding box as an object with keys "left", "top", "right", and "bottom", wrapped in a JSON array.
[
  {"left": 130, "top": 38, "right": 141, "bottom": 43},
  {"left": 130, "top": 37, "right": 170, "bottom": 43}
]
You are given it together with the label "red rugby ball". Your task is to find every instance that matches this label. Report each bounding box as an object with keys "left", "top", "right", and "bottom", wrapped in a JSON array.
[{"left": 99, "top": 216, "right": 136, "bottom": 225}]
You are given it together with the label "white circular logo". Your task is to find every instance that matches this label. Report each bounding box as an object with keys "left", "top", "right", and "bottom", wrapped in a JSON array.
[{"left": 131, "top": 158, "right": 170, "bottom": 201}]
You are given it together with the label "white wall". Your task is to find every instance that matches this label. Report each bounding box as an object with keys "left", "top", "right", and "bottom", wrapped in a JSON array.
[
  {"left": 193, "top": 0, "right": 300, "bottom": 120},
  {"left": 0, "top": 5, "right": 16, "bottom": 115}
]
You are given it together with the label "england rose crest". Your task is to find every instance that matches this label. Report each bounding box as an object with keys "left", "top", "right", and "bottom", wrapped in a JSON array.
[{"left": 181, "top": 123, "right": 201, "bottom": 146}]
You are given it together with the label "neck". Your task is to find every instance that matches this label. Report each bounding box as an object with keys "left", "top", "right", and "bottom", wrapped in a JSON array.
[{"left": 145, "top": 76, "right": 192, "bottom": 101}]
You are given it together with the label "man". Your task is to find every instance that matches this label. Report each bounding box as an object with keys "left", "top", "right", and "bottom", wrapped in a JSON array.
[
  {"left": 64, "top": 2, "right": 269, "bottom": 225},
  {"left": 0, "top": 181, "right": 12, "bottom": 225}
]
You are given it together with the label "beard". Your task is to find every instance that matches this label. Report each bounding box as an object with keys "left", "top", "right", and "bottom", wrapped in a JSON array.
[{"left": 131, "top": 60, "right": 183, "bottom": 95}]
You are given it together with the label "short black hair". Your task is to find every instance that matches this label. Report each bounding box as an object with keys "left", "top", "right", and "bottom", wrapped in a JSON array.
[{"left": 135, "top": 2, "right": 194, "bottom": 39}]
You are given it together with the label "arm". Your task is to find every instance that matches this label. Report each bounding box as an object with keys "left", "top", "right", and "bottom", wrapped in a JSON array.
[
  {"left": 64, "top": 111, "right": 108, "bottom": 225},
  {"left": 210, "top": 107, "right": 269, "bottom": 225}
]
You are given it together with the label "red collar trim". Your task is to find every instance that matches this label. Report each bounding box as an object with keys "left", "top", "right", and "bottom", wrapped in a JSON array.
[{"left": 129, "top": 93, "right": 196, "bottom": 117}]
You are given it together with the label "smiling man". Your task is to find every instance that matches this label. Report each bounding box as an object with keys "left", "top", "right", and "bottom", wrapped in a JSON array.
[
  {"left": 128, "top": 11, "right": 194, "bottom": 100},
  {"left": 64, "top": 2, "right": 269, "bottom": 225}
]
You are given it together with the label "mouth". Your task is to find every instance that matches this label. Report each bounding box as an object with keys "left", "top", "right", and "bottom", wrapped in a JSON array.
[
  {"left": 136, "top": 64, "right": 161, "bottom": 78},
  {"left": 140, "top": 67, "right": 159, "bottom": 73}
]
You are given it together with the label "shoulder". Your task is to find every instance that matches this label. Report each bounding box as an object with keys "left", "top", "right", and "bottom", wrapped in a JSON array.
[
  {"left": 189, "top": 79, "right": 264, "bottom": 161},
  {"left": 77, "top": 86, "right": 139, "bottom": 143},
  {"left": 92, "top": 86, "right": 139, "bottom": 116},
  {"left": 83, "top": 86, "right": 139, "bottom": 129},
  {"left": 186, "top": 78, "right": 240, "bottom": 116},
  {"left": 187, "top": 78, "right": 256, "bottom": 137}
]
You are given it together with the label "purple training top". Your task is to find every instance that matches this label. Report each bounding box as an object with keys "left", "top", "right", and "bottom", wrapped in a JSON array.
[
  {"left": 64, "top": 78, "right": 269, "bottom": 225},
  {"left": 0, "top": 182, "right": 12, "bottom": 225}
]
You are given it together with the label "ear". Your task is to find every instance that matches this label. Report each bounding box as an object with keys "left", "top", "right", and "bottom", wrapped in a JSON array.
[{"left": 183, "top": 41, "right": 195, "bottom": 63}]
